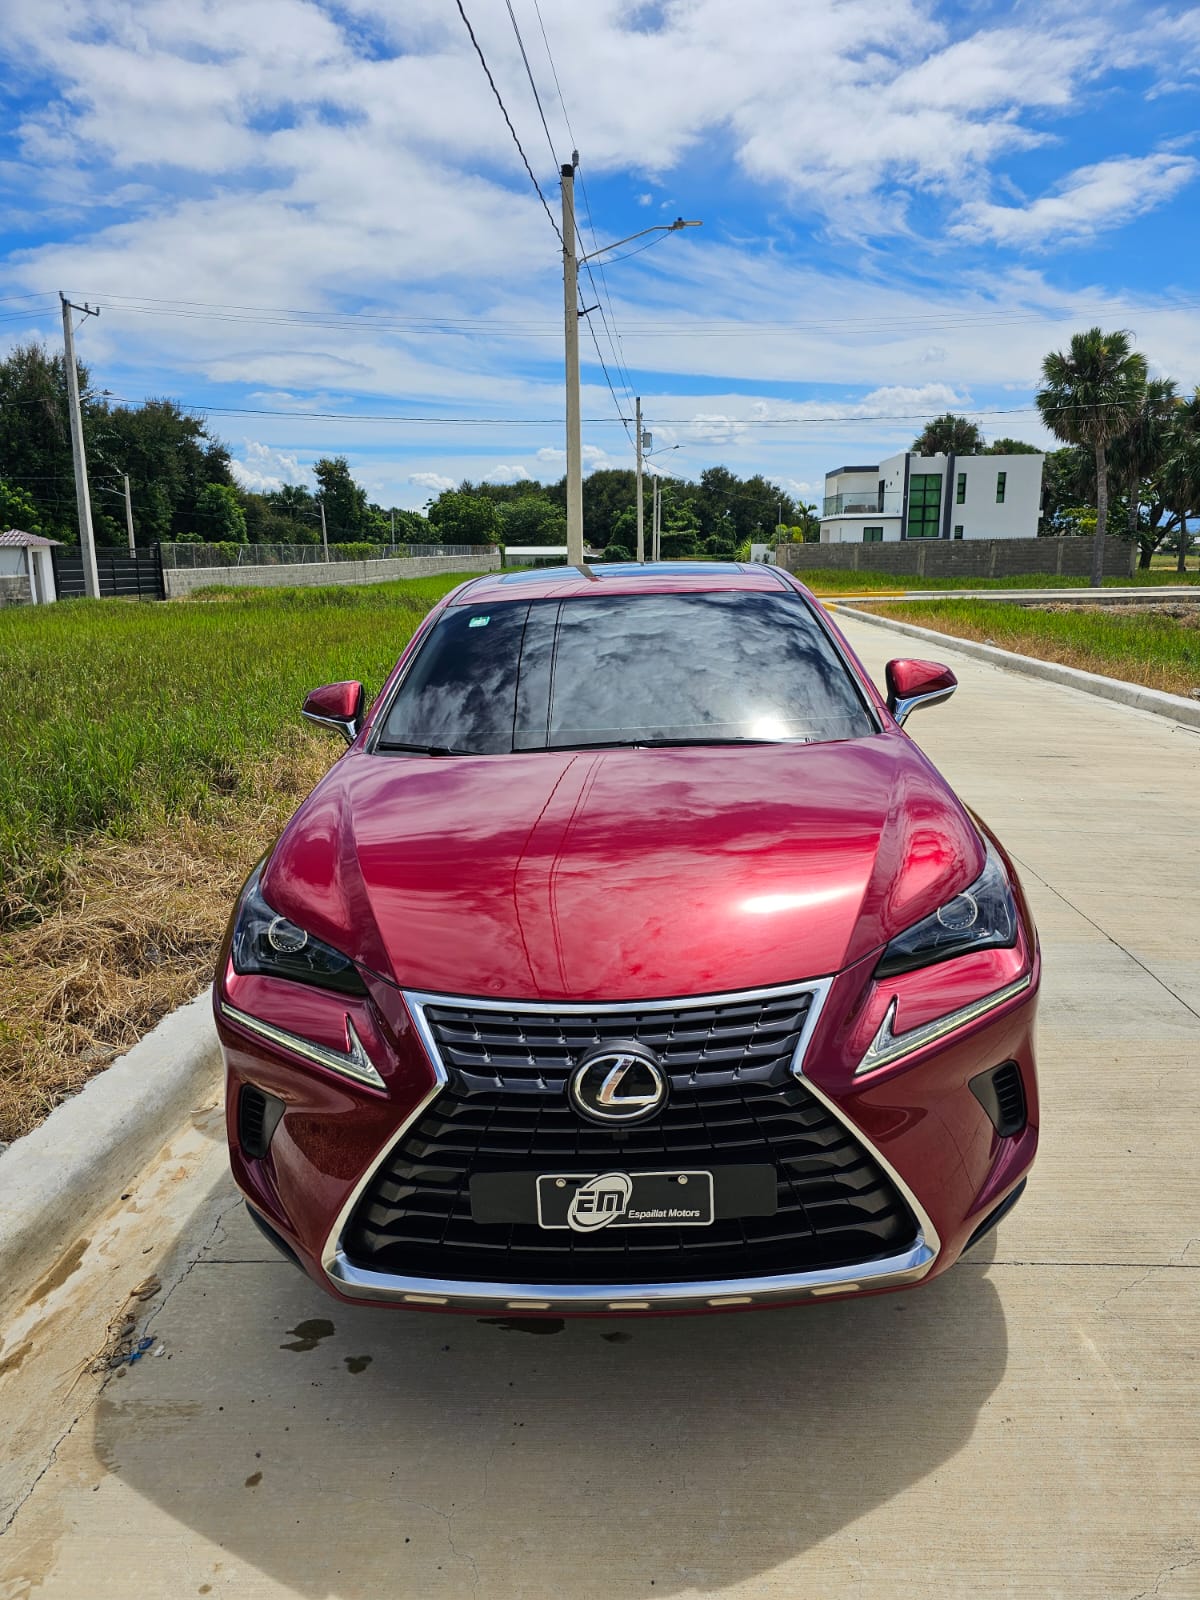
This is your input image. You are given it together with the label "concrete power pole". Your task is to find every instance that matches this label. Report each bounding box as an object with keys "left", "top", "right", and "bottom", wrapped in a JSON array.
[
  {"left": 318, "top": 498, "right": 329, "bottom": 560},
  {"left": 635, "top": 397, "right": 644, "bottom": 562},
  {"left": 652, "top": 475, "right": 661, "bottom": 561},
  {"left": 561, "top": 159, "right": 584, "bottom": 567},
  {"left": 60, "top": 292, "right": 101, "bottom": 598},
  {"left": 123, "top": 474, "right": 136, "bottom": 552}
]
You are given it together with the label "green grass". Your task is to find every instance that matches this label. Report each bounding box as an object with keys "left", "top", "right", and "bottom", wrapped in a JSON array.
[
  {"left": 0, "top": 573, "right": 476, "bottom": 925},
  {"left": 793, "top": 566, "right": 1200, "bottom": 594},
  {"left": 871, "top": 598, "right": 1200, "bottom": 698}
]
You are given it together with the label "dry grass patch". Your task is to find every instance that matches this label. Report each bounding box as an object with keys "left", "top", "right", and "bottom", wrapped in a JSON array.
[{"left": 0, "top": 742, "right": 333, "bottom": 1143}]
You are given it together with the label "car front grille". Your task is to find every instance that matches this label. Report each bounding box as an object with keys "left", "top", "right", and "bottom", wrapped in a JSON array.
[{"left": 343, "top": 990, "right": 918, "bottom": 1286}]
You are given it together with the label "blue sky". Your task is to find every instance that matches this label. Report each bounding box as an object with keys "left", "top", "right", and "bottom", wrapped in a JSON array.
[{"left": 2, "top": 0, "right": 1199, "bottom": 513}]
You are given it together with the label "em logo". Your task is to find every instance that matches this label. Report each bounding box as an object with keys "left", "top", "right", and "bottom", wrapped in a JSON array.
[{"left": 567, "top": 1172, "right": 633, "bottom": 1233}]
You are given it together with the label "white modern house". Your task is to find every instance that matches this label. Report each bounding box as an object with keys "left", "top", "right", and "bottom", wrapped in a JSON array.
[
  {"left": 820, "top": 451, "right": 1043, "bottom": 544},
  {"left": 0, "top": 529, "right": 60, "bottom": 602}
]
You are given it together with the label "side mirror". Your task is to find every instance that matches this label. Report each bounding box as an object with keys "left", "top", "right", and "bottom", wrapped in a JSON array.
[
  {"left": 885, "top": 659, "right": 957, "bottom": 727},
  {"left": 302, "top": 681, "right": 365, "bottom": 745}
]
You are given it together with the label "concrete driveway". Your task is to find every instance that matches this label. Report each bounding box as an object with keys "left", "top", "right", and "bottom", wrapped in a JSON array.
[{"left": 1, "top": 614, "right": 1198, "bottom": 1600}]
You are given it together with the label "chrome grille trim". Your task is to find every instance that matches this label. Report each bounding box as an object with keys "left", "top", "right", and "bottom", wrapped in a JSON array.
[{"left": 319, "top": 976, "right": 943, "bottom": 1309}]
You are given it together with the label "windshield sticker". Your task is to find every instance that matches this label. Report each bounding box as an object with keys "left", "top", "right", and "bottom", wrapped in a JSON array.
[{"left": 469, "top": 615, "right": 490, "bottom": 628}]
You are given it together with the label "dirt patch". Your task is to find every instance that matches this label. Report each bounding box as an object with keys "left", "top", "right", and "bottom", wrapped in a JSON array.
[
  {"left": 1032, "top": 602, "right": 1200, "bottom": 626},
  {"left": 0, "top": 744, "right": 333, "bottom": 1144}
]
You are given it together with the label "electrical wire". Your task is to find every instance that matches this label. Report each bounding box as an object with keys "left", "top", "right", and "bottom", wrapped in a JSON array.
[
  {"left": 452, "top": 0, "right": 562, "bottom": 246},
  {"left": 44, "top": 289, "right": 1200, "bottom": 341}
]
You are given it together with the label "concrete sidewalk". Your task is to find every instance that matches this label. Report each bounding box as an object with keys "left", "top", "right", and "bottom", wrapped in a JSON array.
[{"left": 1, "top": 614, "right": 1197, "bottom": 1599}]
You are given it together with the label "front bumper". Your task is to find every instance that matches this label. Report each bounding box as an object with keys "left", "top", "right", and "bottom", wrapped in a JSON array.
[{"left": 216, "top": 946, "right": 1039, "bottom": 1315}]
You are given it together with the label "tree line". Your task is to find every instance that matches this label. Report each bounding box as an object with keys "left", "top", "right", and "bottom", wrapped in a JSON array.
[
  {"left": 425, "top": 469, "right": 817, "bottom": 559},
  {"left": 5, "top": 329, "right": 1194, "bottom": 579},
  {"left": 0, "top": 342, "right": 426, "bottom": 548}
]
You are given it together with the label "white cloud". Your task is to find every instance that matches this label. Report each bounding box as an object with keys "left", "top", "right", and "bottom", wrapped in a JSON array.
[
  {"left": 408, "top": 471, "right": 455, "bottom": 494},
  {"left": 536, "top": 444, "right": 611, "bottom": 468},
  {"left": 956, "top": 153, "right": 1200, "bottom": 248},
  {"left": 484, "top": 464, "right": 531, "bottom": 484},
  {"left": 228, "top": 439, "right": 310, "bottom": 493}
]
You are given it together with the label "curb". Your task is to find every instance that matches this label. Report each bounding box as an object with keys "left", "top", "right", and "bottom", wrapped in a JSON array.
[
  {"left": 0, "top": 988, "right": 222, "bottom": 1323},
  {"left": 834, "top": 605, "right": 1200, "bottom": 731}
]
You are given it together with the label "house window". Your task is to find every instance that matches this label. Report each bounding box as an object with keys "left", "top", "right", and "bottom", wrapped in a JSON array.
[
  {"left": 906, "top": 473, "right": 942, "bottom": 538},
  {"left": 953, "top": 525, "right": 964, "bottom": 540},
  {"left": 862, "top": 527, "right": 883, "bottom": 543},
  {"left": 996, "top": 471, "right": 1007, "bottom": 504},
  {"left": 956, "top": 472, "right": 966, "bottom": 505}
]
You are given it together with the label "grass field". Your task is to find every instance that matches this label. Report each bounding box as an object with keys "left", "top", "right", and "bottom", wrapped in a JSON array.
[
  {"left": 0, "top": 573, "right": 475, "bottom": 1140},
  {"left": 870, "top": 598, "right": 1200, "bottom": 698}
]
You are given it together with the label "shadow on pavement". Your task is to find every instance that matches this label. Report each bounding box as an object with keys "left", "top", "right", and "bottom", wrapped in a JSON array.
[{"left": 86, "top": 1202, "right": 1009, "bottom": 1598}]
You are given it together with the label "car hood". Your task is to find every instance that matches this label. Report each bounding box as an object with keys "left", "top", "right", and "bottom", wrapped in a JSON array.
[{"left": 262, "top": 737, "right": 983, "bottom": 1003}]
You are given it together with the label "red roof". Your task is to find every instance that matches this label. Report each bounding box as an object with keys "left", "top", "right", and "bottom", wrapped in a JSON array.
[
  {"left": 0, "top": 529, "right": 62, "bottom": 548},
  {"left": 450, "top": 560, "right": 795, "bottom": 606}
]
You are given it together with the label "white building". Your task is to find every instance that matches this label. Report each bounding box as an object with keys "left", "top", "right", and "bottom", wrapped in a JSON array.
[
  {"left": 820, "top": 451, "right": 1043, "bottom": 544},
  {"left": 0, "top": 529, "right": 60, "bottom": 602}
]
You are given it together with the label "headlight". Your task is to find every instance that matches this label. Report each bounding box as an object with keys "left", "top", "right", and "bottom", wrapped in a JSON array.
[
  {"left": 231, "top": 865, "right": 366, "bottom": 995},
  {"left": 875, "top": 841, "right": 1017, "bottom": 977}
]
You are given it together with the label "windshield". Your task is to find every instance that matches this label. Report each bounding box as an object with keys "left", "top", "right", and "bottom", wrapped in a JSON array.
[{"left": 376, "top": 590, "right": 875, "bottom": 755}]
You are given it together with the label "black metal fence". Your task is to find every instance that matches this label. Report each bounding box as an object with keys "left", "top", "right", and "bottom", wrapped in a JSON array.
[{"left": 52, "top": 544, "right": 166, "bottom": 600}]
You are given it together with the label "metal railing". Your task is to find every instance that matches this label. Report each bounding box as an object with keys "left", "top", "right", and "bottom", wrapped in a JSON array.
[
  {"left": 159, "top": 542, "right": 492, "bottom": 568},
  {"left": 821, "top": 492, "right": 904, "bottom": 518}
]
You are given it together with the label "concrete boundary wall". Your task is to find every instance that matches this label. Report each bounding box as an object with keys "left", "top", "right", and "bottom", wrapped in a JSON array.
[
  {"left": 163, "top": 550, "right": 499, "bottom": 597},
  {"left": 0, "top": 574, "right": 32, "bottom": 607},
  {"left": 778, "top": 536, "right": 1132, "bottom": 580}
]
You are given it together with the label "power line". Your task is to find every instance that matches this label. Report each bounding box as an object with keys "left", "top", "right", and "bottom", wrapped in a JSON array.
[
  {"left": 500, "top": 0, "right": 635, "bottom": 442},
  {"left": 452, "top": 0, "right": 562, "bottom": 246},
  {"left": 504, "top": 0, "right": 559, "bottom": 171},
  {"left": 44, "top": 289, "right": 1200, "bottom": 341}
]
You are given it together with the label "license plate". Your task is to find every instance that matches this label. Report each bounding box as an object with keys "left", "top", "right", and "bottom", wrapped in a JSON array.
[
  {"left": 468, "top": 1164, "right": 777, "bottom": 1229},
  {"left": 536, "top": 1170, "right": 714, "bottom": 1232}
]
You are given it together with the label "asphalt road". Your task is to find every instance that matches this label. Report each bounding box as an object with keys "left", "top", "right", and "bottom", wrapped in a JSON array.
[{"left": 2, "top": 613, "right": 1198, "bottom": 1600}]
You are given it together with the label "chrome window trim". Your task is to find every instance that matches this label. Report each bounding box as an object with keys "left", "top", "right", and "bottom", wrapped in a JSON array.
[
  {"left": 317, "top": 977, "right": 943, "bottom": 1309},
  {"left": 856, "top": 973, "right": 1033, "bottom": 1077},
  {"left": 220, "top": 1001, "right": 386, "bottom": 1090}
]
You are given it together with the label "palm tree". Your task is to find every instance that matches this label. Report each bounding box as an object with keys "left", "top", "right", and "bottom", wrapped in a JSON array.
[
  {"left": 912, "top": 413, "right": 984, "bottom": 456},
  {"left": 1162, "top": 389, "right": 1200, "bottom": 573},
  {"left": 1036, "top": 328, "right": 1147, "bottom": 586},
  {"left": 1109, "top": 376, "right": 1178, "bottom": 567}
]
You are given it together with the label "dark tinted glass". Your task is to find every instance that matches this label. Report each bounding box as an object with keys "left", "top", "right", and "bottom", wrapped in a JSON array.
[
  {"left": 378, "top": 601, "right": 529, "bottom": 753},
  {"left": 378, "top": 591, "right": 873, "bottom": 754}
]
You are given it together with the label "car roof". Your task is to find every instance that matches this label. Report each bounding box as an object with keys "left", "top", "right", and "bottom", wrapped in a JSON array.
[{"left": 448, "top": 561, "right": 797, "bottom": 605}]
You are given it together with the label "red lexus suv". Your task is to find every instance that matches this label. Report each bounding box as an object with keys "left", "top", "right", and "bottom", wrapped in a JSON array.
[{"left": 214, "top": 562, "right": 1039, "bottom": 1315}]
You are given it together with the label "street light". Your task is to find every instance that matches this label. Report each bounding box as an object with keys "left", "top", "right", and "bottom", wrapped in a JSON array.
[
  {"left": 561, "top": 160, "right": 700, "bottom": 566},
  {"left": 644, "top": 445, "right": 683, "bottom": 561}
]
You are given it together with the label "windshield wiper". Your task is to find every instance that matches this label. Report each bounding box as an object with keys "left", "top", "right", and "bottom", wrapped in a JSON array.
[{"left": 375, "top": 740, "right": 466, "bottom": 756}]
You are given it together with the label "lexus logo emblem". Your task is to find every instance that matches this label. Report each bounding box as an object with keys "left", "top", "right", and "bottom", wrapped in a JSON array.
[{"left": 568, "top": 1041, "right": 668, "bottom": 1125}]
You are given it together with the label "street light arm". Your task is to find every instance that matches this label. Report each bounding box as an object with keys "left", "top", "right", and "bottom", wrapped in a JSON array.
[{"left": 578, "top": 219, "right": 701, "bottom": 265}]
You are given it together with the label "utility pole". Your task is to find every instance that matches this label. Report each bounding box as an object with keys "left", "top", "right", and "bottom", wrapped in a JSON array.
[
  {"left": 635, "top": 397, "right": 645, "bottom": 562},
  {"left": 318, "top": 498, "right": 329, "bottom": 560},
  {"left": 123, "top": 474, "right": 135, "bottom": 552},
  {"left": 60, "top": 292, "right": 101, "bottom": 598},
  {"left": 652, "top": 475, "right": 661, "bottom": 561},
  {"left": 561, "top": 158, "right": 584, "bottom": 566}
]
